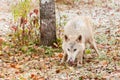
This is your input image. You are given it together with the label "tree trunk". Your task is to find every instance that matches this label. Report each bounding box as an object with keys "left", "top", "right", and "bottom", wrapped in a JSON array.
[{"left": 40, "top": 0, "right": 56, "bottom": 46}]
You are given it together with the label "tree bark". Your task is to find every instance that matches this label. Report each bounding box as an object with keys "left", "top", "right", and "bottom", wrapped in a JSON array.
[{"left": 40, "top": 0, "right": 56, "bottom": 46}]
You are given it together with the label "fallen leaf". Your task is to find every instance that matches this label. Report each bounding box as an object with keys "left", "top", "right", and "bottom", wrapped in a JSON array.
[
  {"left": 58, "top": 53, "right": 63, "bottom": 59},
  {"left": 56, "top": 69, "right": 60, "bottom": 73},
  {"left": 0, "top": 38, "right": 4, "bottom": 45},
  {"left": 39, "top": 77, "right": 45, "bottom": 80},
  {"left": 31, "top": 74, "right": 42, "bottom": 80},
  {"left": 10, "top": 63, "right": 16, "bottom": 68},
  {"left": 100, "top": 60, "right": 108, "bottom": 66},
  {"left": 31, "top": 74, "right": 35, "bottom": 79},
  {"left": 10, "top": 63, "right": 21, "bottom": 69}
]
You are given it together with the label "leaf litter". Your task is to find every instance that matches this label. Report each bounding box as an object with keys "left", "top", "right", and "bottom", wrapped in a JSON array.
[{"left": 0, "top": 0, "right": 120, "bottom": 80}]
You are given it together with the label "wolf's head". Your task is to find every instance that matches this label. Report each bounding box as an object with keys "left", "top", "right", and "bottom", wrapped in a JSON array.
[{"left": 62, "top": 35, "right": 85, "bottom": 64}]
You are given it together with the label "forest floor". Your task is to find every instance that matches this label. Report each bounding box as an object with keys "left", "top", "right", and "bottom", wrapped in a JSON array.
[{"left": 0, "top": 0, "right": 120, "bottom": 80}]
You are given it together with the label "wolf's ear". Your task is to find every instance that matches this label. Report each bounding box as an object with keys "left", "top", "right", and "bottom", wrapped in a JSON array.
[
  {"left": 76, "top": 35, "right": 82, "bottom": 42},
  {"left": 64, "top": 35, "right": 69, "bottom": 41}
]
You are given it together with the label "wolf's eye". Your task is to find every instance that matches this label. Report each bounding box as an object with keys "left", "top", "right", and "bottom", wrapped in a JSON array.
[
  {"left": 68, "top": 48, "right": 70, "bottom": 51},
  {"left": 73, "top": 49, "right": 77, "bottom": 52}
]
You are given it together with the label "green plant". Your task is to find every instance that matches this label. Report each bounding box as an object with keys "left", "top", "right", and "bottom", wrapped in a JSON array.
[
  {"left": 39, "top": 46, "right": 54, "bottom": 56},
  {"left": 11, "top": 0, "right": 31, "bottom": 21},
  {"left": 3, "top": 0, "right": 40, "bottom": 54}
]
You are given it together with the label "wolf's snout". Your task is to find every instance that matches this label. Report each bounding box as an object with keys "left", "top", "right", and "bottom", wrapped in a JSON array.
[{"left": 68, "top": 58, "right": 74, "bottom": 64}]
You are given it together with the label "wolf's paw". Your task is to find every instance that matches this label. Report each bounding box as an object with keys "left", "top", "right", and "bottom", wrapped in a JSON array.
[{"left": 77, "top": 63, "right": 82, "bottom": 68}]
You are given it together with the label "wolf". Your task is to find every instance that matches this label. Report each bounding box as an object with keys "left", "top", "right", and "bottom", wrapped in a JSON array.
[{"left": 61, "top": 16, "right": 99, "bottom": 67}]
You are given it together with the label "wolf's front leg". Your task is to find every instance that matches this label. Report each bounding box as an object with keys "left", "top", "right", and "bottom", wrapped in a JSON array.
[
  {"left": 76, "top": 51, "right": 84, "bottom": 67},
  {"left": 61, "top": 53, "right": 68, "bottom": 63}
]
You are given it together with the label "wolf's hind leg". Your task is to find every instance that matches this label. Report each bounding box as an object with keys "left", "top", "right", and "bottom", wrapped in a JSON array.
[{"left": 89, "top": 39, "right": 99, "bottom": 56}]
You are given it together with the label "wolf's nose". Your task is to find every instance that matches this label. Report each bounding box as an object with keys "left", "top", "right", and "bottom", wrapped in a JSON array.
[
  {"left": 68, "top": 58, "right": 74, "bottom": 65},
  {"left": 69, "top": 58, "right": 73, "bottom": 62}
]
